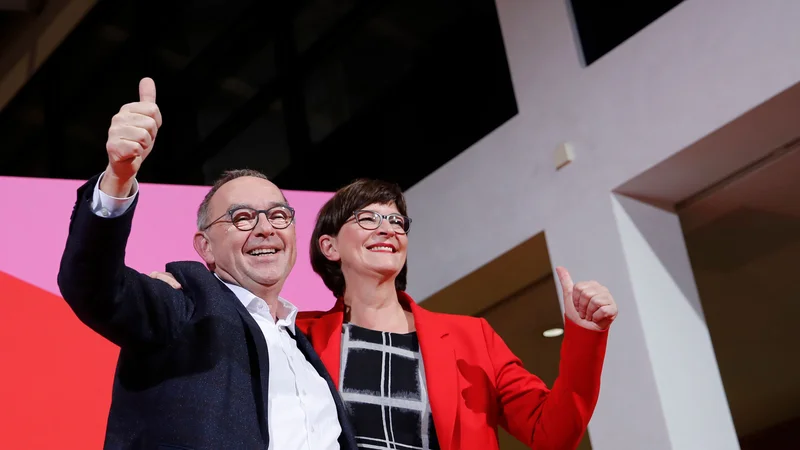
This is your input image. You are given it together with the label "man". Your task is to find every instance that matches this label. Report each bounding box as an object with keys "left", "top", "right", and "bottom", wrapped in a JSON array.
[{"left": 57, "top": 77, "right": 357, "bottom": 449}]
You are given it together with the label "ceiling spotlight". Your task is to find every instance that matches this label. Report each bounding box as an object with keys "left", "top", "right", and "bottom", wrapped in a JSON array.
[{"left": 542, "top": 328, "right": 564, "bottom": 338}]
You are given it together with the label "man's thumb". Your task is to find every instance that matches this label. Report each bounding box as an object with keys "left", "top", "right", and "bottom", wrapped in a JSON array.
[{"left": 139, "top": 77, "right": 156, "bottom": 103}]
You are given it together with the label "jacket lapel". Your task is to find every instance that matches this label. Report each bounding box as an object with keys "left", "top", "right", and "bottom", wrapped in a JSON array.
[
  {"left": 307, "top": 301, "right": 345, "bottom": 390},
  {"left": 228, "top": 288, "right": 271, "bottom": 445},
  {"left": 172, "top": 266, "right": 272, "bottom": 444},
  {"left": 404, "top": 293, "right": 458, "bottom": 450}
]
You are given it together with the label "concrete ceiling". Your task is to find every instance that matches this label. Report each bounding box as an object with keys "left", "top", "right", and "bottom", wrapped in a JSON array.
[
  {"left": 617, "top": 81, "right": 800, "bottom": 212},
  {"left": 680, "top": 143, "right": 800, "bottom": 234}
]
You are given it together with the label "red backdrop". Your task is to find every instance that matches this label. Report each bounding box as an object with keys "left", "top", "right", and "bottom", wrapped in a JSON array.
[{"left": 0, "top": 271, "right": 117, "bottom": 448}]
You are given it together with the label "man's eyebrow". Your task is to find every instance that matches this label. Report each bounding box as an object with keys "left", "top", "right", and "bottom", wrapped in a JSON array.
[
  {"left": 271, "top": 201, "right": 291, "bottom": 209},
  {"left": 227, "top": 203, "right": 252, "bottom": 211},
  {"left": 227, "top": 201, "right": 290, "bottom": 211}
]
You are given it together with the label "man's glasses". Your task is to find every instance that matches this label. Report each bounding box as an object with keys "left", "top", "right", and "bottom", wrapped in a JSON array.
[
  {"left": 351, "top": 210, "right": 411, "bottom": 234},
  {"left": 203, "top": 205, "right": 295, "bottom": 231}
]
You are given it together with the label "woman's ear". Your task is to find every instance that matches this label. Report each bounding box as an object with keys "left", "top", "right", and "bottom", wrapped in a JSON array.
[{"left": 318, "top": 234, "right": 341, "bottom": 262}]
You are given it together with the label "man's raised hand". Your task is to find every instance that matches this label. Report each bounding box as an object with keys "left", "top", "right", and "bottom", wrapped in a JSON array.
[{"left": 100, "top": 77, "right": 162, "bottom": 197}]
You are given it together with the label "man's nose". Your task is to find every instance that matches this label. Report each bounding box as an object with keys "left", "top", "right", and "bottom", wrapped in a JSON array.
[{"left": 253, "top": 212, "right": 276, "bottom": 236}]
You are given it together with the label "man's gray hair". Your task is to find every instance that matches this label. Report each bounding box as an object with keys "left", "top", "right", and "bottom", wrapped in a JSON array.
[{"left": 196, "top": 169, "right": 272, "bottom": 230}]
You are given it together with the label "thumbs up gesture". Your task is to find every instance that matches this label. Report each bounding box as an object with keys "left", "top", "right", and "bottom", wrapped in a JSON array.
[
  {"left": 556, "top": 267, "right": 618, "bottom": 332},
  {"left": 101, "top": 77, "right": 162, "bottom": 197}
]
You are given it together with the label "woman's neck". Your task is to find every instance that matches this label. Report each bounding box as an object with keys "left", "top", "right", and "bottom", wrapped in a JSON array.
[{"left": 343, "top": 278, "right": 414, "bottom": 333}]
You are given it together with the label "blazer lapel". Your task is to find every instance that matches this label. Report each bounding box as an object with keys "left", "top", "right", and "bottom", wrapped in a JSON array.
[
  {"left": 227, "top": 289, "right": 271, "bottom": 445},
  {"left": 406, "top": 294, "right": 458, "bottom": 450},
  {"left": 307, "top": 301, "right": 345, "bottom": 390}
]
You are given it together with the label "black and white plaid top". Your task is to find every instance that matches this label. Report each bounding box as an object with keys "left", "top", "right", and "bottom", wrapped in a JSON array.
[{"left": 339, "top": 323, "right": 441, "bottom": 450}]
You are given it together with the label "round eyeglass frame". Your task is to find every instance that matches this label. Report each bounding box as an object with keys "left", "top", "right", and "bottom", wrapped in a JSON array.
[
  {"left": 202, "top": 205, "right": 296, "bottom": 231},
  {"left": 351, "top": 209, "right": 411, "bottom": 234}
]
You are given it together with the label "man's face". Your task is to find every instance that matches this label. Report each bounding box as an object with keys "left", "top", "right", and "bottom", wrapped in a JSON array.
[{"left": 194, "top": 176, "right": 297, "bottom": 295}]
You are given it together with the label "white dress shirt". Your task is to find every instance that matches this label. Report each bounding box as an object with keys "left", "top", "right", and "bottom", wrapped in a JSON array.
[
  {"left": 90, "top": 173, "right": 342, "bottom": 450},
  {"left": 221, "top": 281, "right": 342, "bottom": 450}
]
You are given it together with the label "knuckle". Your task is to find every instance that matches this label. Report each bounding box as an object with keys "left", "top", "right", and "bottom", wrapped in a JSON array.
[
  {"left": 145, "top": 117, "right": 158, "bottom": 135},
  {"left": 109, "top": 116, "right": 124, "bottom": 130},
  {"left": 591, "top": 280, "right": 608, "bottom": 291},
  {"left": 145, "top": 104, "right": 160, "bottom": 118},
  {"left": 135, "top": 127, "right": 150, "bottom": 144},
  {"left": 106, "top": 140, "right": 122, "bottom": 154}
]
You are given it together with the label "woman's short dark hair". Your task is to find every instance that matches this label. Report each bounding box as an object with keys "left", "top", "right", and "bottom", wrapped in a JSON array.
[{"left": 310, "top": 179, "right": 408, "bottom": 298}]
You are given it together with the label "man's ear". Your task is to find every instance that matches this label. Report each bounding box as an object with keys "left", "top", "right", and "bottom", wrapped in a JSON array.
[
  {"left": 193, "top": 232, "right": 215, "bottom": 269},
  {"left": 318, "top": 234, "right": 340, "bottom": 262}
]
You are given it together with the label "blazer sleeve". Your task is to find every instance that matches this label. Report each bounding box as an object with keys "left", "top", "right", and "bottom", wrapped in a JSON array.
[
  {"left": 482, "top": 317, "right": 608, "bottom": 450},
  {"left": 57, "top": 175, "right": 195, "bottom": 349}
]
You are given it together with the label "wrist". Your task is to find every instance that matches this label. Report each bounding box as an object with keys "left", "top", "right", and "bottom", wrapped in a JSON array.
[{"left": 100, "top": 167, "right": 135, "bottom": 198}]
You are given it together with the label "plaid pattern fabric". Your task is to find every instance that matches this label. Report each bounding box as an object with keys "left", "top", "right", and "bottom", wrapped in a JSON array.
[{"left": 339, "top": 323, "right": 440, "bottom": 450}]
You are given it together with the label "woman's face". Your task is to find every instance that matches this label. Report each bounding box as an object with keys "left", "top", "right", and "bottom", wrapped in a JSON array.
[{"left": 320, "top": 202, "right": 409, "bottom": 285}]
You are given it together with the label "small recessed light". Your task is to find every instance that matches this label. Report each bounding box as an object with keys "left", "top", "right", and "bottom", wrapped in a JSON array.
[{"left": 542, "top": 328, "right": 564, "bottom": 338}]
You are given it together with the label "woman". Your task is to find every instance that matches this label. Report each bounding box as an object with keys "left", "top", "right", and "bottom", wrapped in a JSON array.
[{"left": 296, "top": 179, "right": 617, "bottom": 450}]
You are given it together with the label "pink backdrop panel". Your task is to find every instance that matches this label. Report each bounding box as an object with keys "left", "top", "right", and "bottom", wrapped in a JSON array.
[{"left": 0, "top": 175, "right": 336, "bottom": 311}]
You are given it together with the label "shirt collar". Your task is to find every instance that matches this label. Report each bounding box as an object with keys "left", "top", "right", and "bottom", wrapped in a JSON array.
[{"left": 215, "top": 274, "right": 298, "bottom": 333}]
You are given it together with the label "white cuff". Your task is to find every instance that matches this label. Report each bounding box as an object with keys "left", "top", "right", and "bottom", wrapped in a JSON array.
[{"left": 91, "top": 171, "right": 139, "bottom": 218}]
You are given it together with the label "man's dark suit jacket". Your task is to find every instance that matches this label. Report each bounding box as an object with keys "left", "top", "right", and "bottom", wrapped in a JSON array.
[{"left": 57, "top": 175, "right": 357, "bottom": 450}]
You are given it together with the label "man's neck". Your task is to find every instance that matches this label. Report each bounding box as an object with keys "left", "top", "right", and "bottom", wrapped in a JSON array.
[
  {"left": 215, "top": 271, "right": 281, "bottom": 322},
  {"left": 343, "top": 278, "right": 413, "bottom": 333}
]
